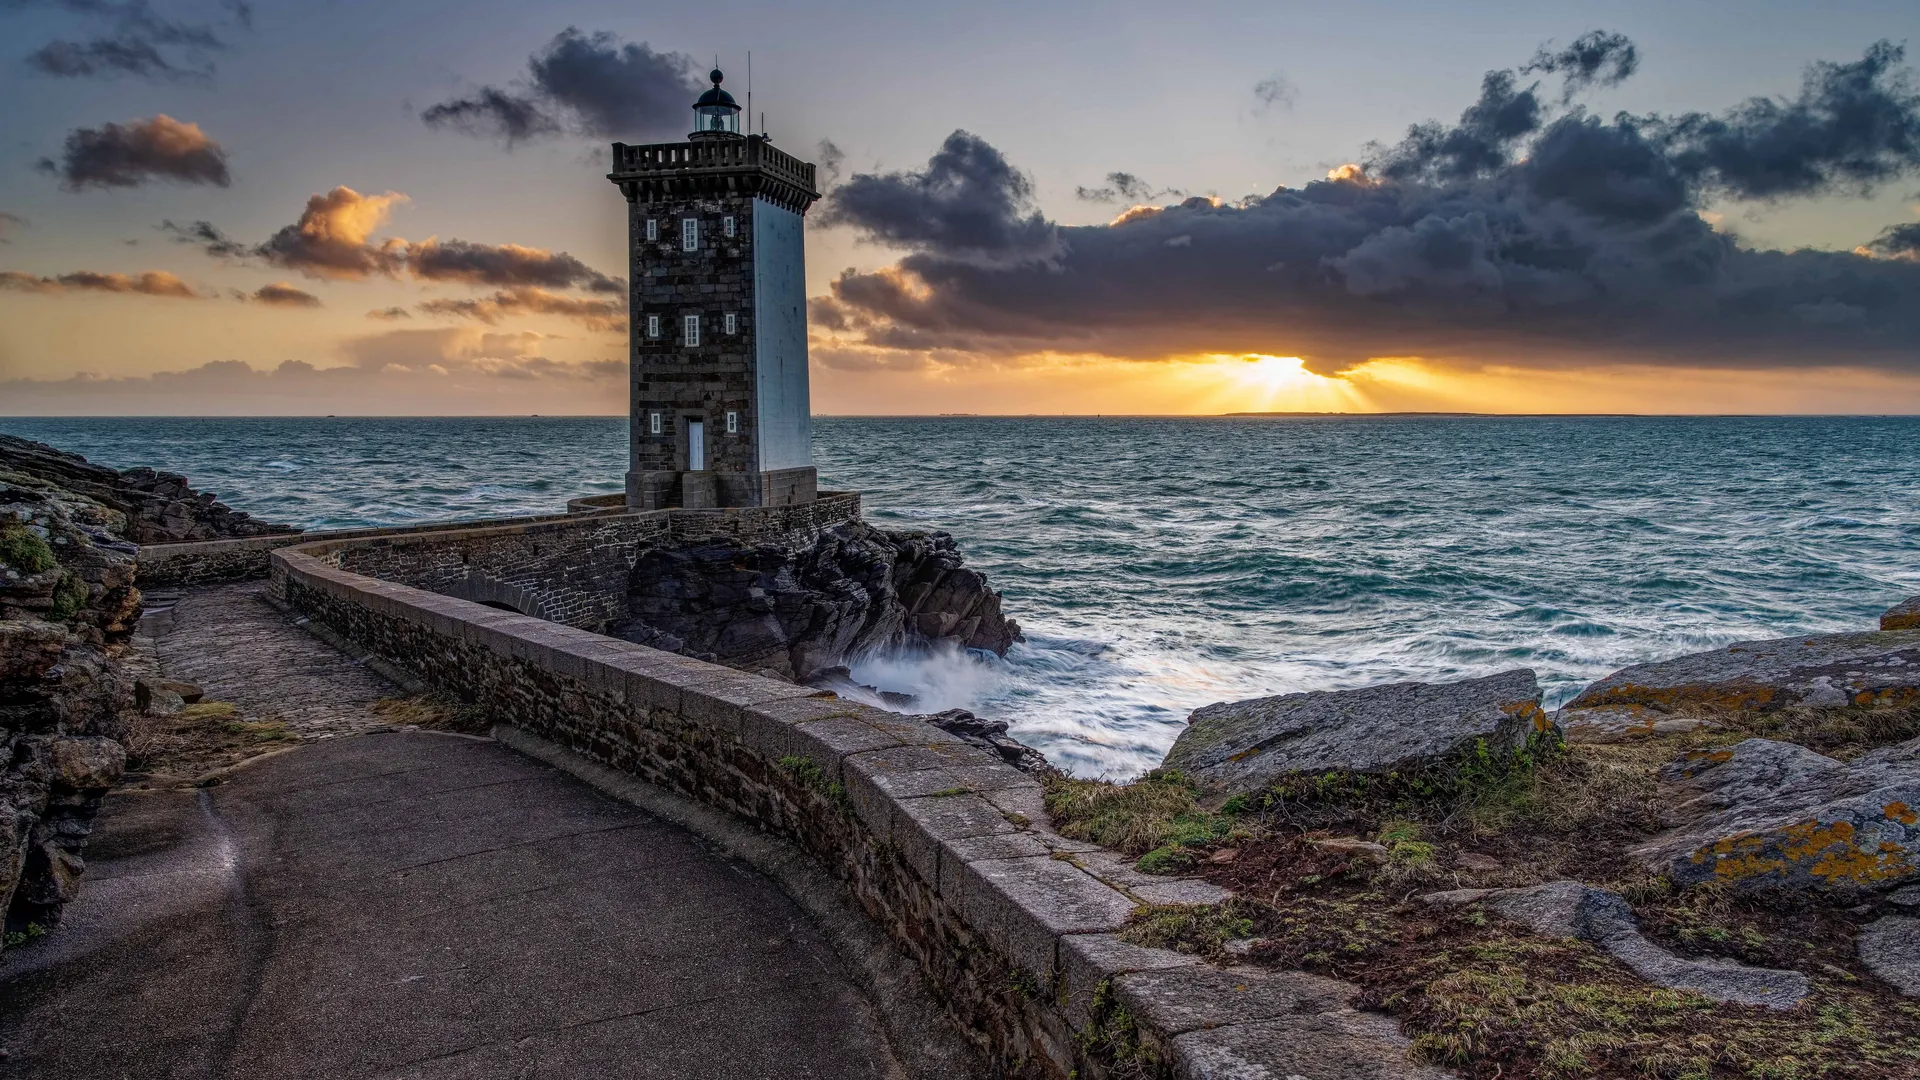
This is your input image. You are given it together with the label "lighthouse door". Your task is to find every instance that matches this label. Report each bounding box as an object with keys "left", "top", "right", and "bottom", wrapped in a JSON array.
[{"left": 686, "top": 420, "right": 706, "bottom": 471}]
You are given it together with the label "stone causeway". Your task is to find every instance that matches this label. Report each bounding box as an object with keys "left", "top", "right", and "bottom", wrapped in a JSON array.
[{"left": 120, "top": 500, "right": 1445, "bottom": 1079}]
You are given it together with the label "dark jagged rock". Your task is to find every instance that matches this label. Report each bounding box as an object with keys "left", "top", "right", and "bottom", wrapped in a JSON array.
[
  {"left": 918, "top": 708, "right": 1056, "bottom": 777},
  {"left": 2, "top": 474, "right": 137, "bottom": 942},
  {"left": 0, "top": 433, "right": 295, "bottom": 544},
  {"left": 607, "top": 522, "right": 1020, "bottom": 682}
]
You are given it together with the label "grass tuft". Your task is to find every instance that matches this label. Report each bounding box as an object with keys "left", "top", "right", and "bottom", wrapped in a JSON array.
[
  {"left": 0, "top": 525, "right": 56, "bottom": 575},
  {"left": 1046, "top": 769, "right": 1242, "bottom": 874}
]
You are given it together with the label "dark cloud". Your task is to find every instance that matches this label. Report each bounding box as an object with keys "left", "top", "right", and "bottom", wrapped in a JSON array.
[
  {"left": 1075, "top": 171, "right": 1187, "bottom": 203},
  {"left": 37, "top": 114, "right": 230, "bottom": 190},
  {"left": 11, "top": 0, "right": 246, "bottom": 82},
  {"left": 245, "top": 282, "right": 321, "bottom": 307},
  {"left": 1523, "top": 30, "right": 1638, "bottom": 100},
  {"left": 1372, "top": 69, "right": 1544, "bottom": 183},
  {"left": 408, "top": 238, "right": 622, "bottom": 293},
  {"left": 815, "top": 39, "right": 1920, "bottom": 376},
  {"left": 818, "top": 130, "right": 1059, "bottom": 265},
  {"left": 366, "top": 306, "right": 412, "bottom": 320},
  {"left": 420, "top": 87, "right": 561, "bottom": 145},
  {"left": 1254, "top": 73, "right": 1298, "bottom": 111},
  {"left": 0, "top": 268, "right": 202, "bottom": 297},
  {"left": 1658, "top": 40, "right": 1920, "bottom": 200},
  {"left": 159, "top": 217, "right": 247, "bottom": 257},
  {"left": 415, "top": 287, "right": 625, "bottom": 332},
  {"left": 422, "top": 28, "right": 702, "bottom": 145},
  {"left": 816, "top": 139, "right": 846, "bottom": 189},
  {"left": 0, "top": 211, "right": 23, "bottom": 242},
  {"left": 1868, "top": 222, "right": 1920, "bottom": 259}
]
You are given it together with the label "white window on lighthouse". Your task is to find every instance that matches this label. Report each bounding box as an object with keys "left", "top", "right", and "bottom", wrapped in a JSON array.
[
  {"left": 646, "top": 219, "right": 658, "bottom": 242},
  {"left": 682, "top": 218, "right": 699, "bottom": 251},
  {"left": 646, "top": 314, "right": 660, "bottom": 338},
  {"left": 684, "top": 314, "right": 700, "bottom": 347},
  {"left": 726, "top": 410, "right": 739, "bottom": 434},
  {"left": 649, "top": 412, "right": 662, "bottom": 435},
  {"left": 724, "top": 312, "right": 737, "bottom": 334},
  {"left": 723, "top": 215, "right": 736, "bottom": 238}
]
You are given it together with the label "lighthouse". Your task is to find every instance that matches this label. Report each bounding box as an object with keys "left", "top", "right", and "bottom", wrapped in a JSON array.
[{"left": 607, "top": 68, "right": 822, "bottom": 510}]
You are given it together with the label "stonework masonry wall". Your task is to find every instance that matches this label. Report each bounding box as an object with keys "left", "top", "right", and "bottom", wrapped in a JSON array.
[
  {"left": 135, "top": 506, "right": 623, "bottom": 589},
  {"left": 261, "top": 511, "right": 1442, "bottom": 1080},
  {"left": 136, "top": 495, "right": 861, "bottom": 608},
  {"left": 629, "top": 193, "right": 761, "bottom": 490}
]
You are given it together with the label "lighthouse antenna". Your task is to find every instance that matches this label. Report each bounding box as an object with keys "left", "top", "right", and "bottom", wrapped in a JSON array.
[{"left": 747, "top": 51, "right": 752, "bottom": 138}]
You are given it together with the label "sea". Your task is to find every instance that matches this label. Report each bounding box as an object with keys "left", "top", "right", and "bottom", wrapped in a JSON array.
[{"left": 4, "top": 415, "right": 1916, "bottom": 779}]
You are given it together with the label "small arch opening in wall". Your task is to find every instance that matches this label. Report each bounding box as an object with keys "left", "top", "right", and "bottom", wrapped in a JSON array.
[{"left": 444, "top": 575, "right": 551, "bottom": 622}]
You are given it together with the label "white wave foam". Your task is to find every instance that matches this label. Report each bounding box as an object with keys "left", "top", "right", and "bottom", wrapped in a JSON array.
[{"left": 846, "top": 642, "right": 1009, "bottom": 715}]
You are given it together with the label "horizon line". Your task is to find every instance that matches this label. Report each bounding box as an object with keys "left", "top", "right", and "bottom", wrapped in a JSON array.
[{"left": 6, "top": 412, "right": 1920, "bottom": 421}]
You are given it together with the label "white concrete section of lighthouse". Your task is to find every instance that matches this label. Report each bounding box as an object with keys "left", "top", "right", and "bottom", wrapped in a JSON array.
[{"left": 752, "top": 199, "right": 812, "bottom": 472}]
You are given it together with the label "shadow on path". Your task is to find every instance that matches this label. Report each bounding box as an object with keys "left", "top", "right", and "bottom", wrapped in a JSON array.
[{"left": 1, "top": 584, "right": 904, "bottom": 1079}]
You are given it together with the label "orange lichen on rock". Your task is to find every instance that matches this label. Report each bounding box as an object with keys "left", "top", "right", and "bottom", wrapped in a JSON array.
[
  {"left": 1500, "top": 700, "right": 1555, "bottom": 733},
  {"left": 1574, "top": 681, "right": 1779, "bottom": 714},
  {"left": 1684, "top": 815, "right": 1916, "bottom": 890},
  {"left": 1887, "top": 801, "right": 1918, "bottom": 826}
]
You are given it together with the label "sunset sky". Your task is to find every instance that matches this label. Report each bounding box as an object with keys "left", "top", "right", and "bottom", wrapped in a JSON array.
[{"left": 3, "top": 0, "right": 1919, "bottom": 415}]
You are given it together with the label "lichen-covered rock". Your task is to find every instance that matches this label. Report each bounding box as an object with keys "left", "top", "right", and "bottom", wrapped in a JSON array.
[
  {"left": 0, "top": 469, "right": 142, "bottom": 944},
  {"left": 1857, "top": 916, "right": 1920, "bottom": 997},
  {"left": 1433, "top": 880, "right": 1809, "bottom": 1008},
  {"left": 1558, "top": 631, "right": 1920, "bottom": 740},
  {"left": 610, "top": 522, "right": 1020, "bottom": 682},
  {"left": 1631, "top": 737, "right": 1920, "bottom": 896},
  {"left": 1886, "top": 596, "right": 1920, "bottom": 632},
  {"left": 1161, "top": 669, "right": 1552, "bottom": 799}
]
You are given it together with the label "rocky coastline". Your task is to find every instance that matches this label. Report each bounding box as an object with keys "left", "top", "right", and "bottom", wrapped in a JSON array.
[
  {"left": 0, "top": 435, "right": 298, "bottom": 943},
  {"left": 10, "top": 425, "right": 1920, "bottom": 1076},
  {"left": 1069, "top": 588, "right": 1920, "bottom": 1078}
]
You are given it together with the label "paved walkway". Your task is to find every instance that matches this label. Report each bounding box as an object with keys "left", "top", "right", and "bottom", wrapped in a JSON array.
[
  {"left": 0, "top": 589, "right": 902, "bottom": 1079},
  {"left": 154, "top": 583, "right": 398, "bottom": 739}
]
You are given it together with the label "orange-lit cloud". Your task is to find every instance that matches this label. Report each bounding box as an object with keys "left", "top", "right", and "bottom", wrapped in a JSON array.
[
  {"left": 0, "top": 269, "right": 203, "bottom": 298},
  {"left": 255, "top": 186, "right": 408, "bottom": 280}
]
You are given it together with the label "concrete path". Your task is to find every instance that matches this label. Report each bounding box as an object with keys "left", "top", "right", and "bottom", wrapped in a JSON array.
[{"left": 0, "top": 589, "right": 903, "bottom": 1080}]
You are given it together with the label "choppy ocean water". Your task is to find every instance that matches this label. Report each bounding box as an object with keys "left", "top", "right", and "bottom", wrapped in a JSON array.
[{"left": 5, "top": 415, "right": 1916, "bottom": 778}]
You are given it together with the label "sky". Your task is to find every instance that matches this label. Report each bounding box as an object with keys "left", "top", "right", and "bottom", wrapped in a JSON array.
[{"left": 2, "top": 0, "right": 1919, "bottom": 415}]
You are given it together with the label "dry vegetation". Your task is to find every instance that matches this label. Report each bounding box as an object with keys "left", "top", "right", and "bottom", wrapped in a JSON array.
[
  {"left": 1047, "top": 703, "right": 1920, "bottom": 1080},
  {"left": 121, "top": 693, "right": 489, "bottom": 788}
]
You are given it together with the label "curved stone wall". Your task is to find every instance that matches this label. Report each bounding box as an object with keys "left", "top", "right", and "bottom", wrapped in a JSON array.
[{"left": 263, "top": 519, "right": 1442, "bottom": 1079}]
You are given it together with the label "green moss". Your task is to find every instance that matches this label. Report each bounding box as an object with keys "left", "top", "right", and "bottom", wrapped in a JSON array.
[
  {"left": 778, "top": 755, "right": 848, "bottom": 807},
  {"left": 1046, "top": 770, "right": 1241, "bottom": 873},
  {"left": 0, "top": 525, "right": 56, "bottom": 575},
  {"left": 1122, "top": 901, "right": 1257, "bottom": 959},
  {"left": 3, "top": 922, "right": 48, "bottom": 948},
  {"left": 47, "top": 571, "right": 90, "bottom": 621},
  {"left": 1074, "top": 977, "right": 1158, "bottom": 1078}
]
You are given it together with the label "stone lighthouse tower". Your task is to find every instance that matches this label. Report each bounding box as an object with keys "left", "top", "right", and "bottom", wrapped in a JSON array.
[{"left": 607, "top": 68, "right": 822, "bottom": 510}]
